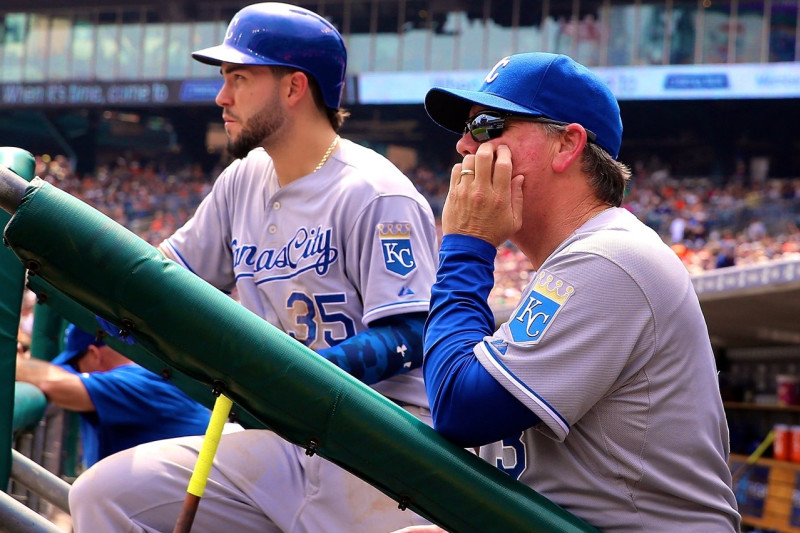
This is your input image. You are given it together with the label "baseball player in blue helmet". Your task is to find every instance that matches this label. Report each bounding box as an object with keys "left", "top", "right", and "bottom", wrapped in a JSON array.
[
  {"left": 69, "top": 3, "right": 438, "bottom": 531},
  {"left": 395, "top": 53, "right": 740, "bottom": 533}
]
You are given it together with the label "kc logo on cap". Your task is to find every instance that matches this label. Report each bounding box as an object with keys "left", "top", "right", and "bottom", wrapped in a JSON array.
[{"left": 484, "top": 57, "right": 511, "bottom": 84}]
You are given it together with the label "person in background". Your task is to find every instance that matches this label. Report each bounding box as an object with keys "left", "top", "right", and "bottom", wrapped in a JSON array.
[
  {"left": 16, "top": 288, "right": 36, "bottom": 355},
  {"left": 16, "top": 323, "right": 211, "bottom": 468},
  {"left": 716, "top": 229, "right": 737, "bottom": 268}
]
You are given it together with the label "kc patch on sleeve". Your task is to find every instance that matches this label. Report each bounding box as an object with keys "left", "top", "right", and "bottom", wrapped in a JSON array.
[
  {"left": 509, "top": 270, "right": 574, "bottom": 344},
  {"left": 378, "top": 222, "right": 416, "bottom": 276}
]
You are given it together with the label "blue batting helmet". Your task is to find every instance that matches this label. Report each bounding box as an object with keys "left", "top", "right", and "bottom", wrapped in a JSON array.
[
  {"left": 192, "top": 2, "right": 347, "bottom": 109},
  {"left": 51, "top": 324, "right": 105, "bottom": 367}
]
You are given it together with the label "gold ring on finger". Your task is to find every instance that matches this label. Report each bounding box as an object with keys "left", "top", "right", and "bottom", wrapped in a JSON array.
[{"left": 460, "top": 169, "right": 475, "bottom": 176}]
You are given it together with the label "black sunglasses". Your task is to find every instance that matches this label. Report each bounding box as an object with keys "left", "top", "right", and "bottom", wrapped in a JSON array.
[{"left": 463, "top": 110, "right": 597, "bottom": 144}]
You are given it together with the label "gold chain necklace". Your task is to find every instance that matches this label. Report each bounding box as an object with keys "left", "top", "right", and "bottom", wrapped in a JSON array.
[{"left": 313, "top": 135, "right": 340, "bottom": 173}]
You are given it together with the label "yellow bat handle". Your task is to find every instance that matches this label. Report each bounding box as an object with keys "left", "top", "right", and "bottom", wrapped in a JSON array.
[
  {"left": 187, "top": 394, "right": 233, "bottom": 498},
  {"left": 746, "top": 429, "right": 774, "bottom": 463}
]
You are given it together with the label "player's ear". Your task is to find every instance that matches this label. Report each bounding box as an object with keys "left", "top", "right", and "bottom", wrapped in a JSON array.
[
  {"left": 551, "top": 124, "right": 585, "bottom": 173},
  {"left": 85, "top": 345, "right": 104, "bottom": 366},
  {"left": 284, "top": 71, "right": 310, "bottom": 107}
]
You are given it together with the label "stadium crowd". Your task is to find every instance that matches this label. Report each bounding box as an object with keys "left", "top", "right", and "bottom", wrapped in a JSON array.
[{"left": 32, "top": 152, "right": 800, "bottom": 309}]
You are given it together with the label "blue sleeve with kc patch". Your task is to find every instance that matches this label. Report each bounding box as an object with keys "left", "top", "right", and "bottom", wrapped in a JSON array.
[{"left": 424, "top": 234, "right": 540, "bottom": 447}]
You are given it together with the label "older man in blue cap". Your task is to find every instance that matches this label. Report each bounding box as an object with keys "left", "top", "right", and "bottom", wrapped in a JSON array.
[
  {"left": 16, "top": 323, "right": 211, "bottom": 468},
  {"left": 394, "top": 52, "right": 740, "bottom": 533}
]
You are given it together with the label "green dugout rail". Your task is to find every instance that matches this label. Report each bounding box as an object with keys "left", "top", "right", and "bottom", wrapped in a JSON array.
[
  {"left": 0, "top": 168, "right": 600, "bottom": 533},
  {"left": 0, "top": 148, "right": 36, "bottom": 489},
  {"left": 29, "top": 299, "right": 66, "bottom": 362},
  {"left": 10, "top": 383, "right": 46, "bottom": 436}
]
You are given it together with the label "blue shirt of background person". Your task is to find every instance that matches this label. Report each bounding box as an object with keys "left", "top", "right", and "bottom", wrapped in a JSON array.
[{"left": 19, "top": 324, "right": 211, "bottom": 467}]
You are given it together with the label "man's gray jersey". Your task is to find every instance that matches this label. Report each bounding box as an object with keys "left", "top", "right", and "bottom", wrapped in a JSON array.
[
  {"left": 161, "top": 140, "right": 438, "bottom": 407},
  {"left": 477, "top": 208, "right": 740, "bottom": 532}
]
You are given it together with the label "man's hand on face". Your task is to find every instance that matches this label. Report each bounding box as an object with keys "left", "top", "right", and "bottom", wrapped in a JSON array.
[{"left": 441, "top": 143, "right": 524, "bottom": 247}]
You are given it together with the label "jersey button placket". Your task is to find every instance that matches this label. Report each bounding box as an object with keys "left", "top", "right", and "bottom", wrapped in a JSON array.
[{"left": 268, "top": 201, "right": 279, "bottom": 234}]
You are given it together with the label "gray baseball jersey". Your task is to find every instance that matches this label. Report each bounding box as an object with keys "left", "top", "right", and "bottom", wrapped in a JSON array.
[
  {"left": 476, "top": 208, "right": 740, "bottom": 532},
  {"left": 160, "top": 139, "right": 438, "bottom": 407}
]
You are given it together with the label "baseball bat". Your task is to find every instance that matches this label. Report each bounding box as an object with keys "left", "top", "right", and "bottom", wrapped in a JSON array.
[
  {"left": 730, "top": 429, "right": 774, "bottom": 486},
  {"left": 173, "top": 393, "right": 233, "bottom": 533}
]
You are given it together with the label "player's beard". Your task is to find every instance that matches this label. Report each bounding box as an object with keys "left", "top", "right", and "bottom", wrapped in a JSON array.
[{"left": 227, "top": 93, "right": 286, "bottom": 159}]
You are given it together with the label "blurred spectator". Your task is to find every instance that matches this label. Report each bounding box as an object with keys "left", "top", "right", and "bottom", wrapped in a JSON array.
[
  {"left": 669, "top": 211, "right": 687, "bottom": 244},
  {"left": 746, "top": 217, "right": 767, "bottom": 241},
  {"left": 716, "top": 230, "right": 737, "bottom": 268},
  {"left": 17, "top": 288, "right": 36, "bottom": 354}
]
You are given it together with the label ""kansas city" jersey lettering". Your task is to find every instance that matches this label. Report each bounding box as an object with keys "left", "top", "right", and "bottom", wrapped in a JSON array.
[{"left": 232, "top": 226, "right": 338, "bottom": 282}]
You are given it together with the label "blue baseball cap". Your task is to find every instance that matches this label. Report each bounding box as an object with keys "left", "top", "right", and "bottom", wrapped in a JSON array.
[
  {"left": 51, "top": 324, "right": 105, "bottom": 367},
  {"left": 424, "top": 53, "right": 623, "bottom": 159}
]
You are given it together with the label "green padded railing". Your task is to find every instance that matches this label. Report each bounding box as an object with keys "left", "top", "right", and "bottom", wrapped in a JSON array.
[
  {"left": 0, "top": 172, "right": 600, "bottom": 533},
  {"left": 11, "top": 384, "right": 46, "bottom": 436},
  {"left": 29, "top": 301, "right": 65, "bottom": 362},
  {"left": 0, "top": 148, "right": 35, "bottom": 489}
]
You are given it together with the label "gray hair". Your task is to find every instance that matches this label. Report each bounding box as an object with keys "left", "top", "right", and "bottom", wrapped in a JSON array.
[{"left": 542, "top": 124, "right": 631, "bottom": 207}]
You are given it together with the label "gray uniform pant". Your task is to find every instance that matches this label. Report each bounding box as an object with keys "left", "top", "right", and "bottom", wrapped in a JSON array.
[{"left": 69, "top": 408, "right": 432, "bottom": 533}]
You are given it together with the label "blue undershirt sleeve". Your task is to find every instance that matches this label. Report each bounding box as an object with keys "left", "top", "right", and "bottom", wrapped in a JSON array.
[
  {"left": 424, "top": 234, "right": 540, "bottom": 448},
  {"left": 316, "top": 312, "right": 426, "bottom": 385}
]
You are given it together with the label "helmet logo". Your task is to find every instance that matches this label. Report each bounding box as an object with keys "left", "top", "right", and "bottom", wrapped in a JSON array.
[
  {"left": 226, "top": 15, "right": 240, "bottom": 40},
  {"left": 484, "top": 56, "right": 511, "bottom": 84}
]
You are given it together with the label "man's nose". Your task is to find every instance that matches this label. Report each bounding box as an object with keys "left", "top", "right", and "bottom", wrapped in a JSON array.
[
  {"left": 215, "top": 82, "right": 232, "bottom": 107},
  {"left": 456, "top": 132, "right": 480, "bottom": 156}
]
